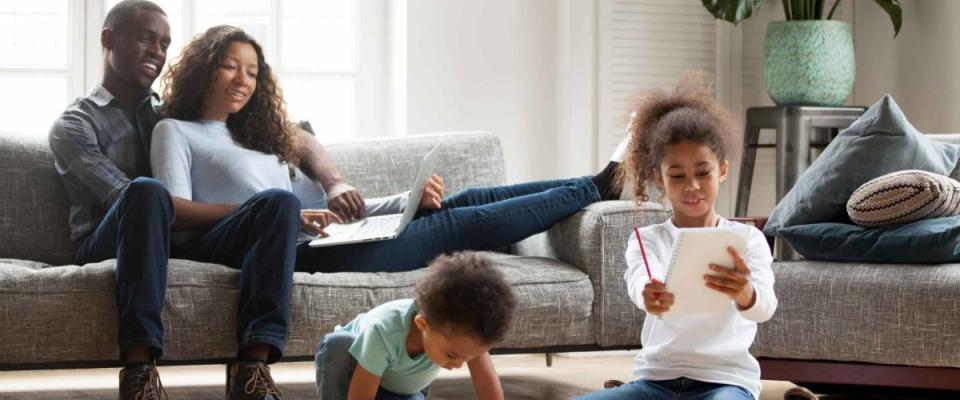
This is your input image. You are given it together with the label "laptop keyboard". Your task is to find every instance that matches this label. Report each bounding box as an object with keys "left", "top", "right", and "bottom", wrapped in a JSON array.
[{"left": 353, "top": 216, "right": 400, "bottom": 238}]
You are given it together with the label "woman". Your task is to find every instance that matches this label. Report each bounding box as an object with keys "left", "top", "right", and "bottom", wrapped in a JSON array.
[{"left": 152, "top": 26, "right": 622, "bottom": 274}]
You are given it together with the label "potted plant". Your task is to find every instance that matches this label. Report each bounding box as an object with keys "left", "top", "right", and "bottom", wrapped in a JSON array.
[{"left": 702, "top": 0, "right": 902, "bottom": 106}]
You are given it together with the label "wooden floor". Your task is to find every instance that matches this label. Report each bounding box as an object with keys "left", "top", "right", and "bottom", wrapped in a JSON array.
[{"left": 0, "top": 352, "right": 802, "bottom": 400}]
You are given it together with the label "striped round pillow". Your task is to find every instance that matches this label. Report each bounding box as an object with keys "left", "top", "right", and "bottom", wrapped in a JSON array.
[{"left": 847, "top": 170, "right": 960, "bottom": 227}]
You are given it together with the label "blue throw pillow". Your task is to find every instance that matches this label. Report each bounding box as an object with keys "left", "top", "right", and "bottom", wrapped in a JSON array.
[
  {"left": 764, "top": 95, "right": 960, "bottom": 236},
  {"left": 778, "top": 216, "right": 960, "bottom": 263}
]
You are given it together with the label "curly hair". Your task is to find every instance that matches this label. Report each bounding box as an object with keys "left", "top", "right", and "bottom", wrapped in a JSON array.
[
  {"left": 614, "top": 71, "right": 736, "bottom": 202},
  {"left": 161, "top": 25, "right": 299, "bottom": 166},
  {"left": 414, "top": 252, "right": 517, "bottom": 345}
]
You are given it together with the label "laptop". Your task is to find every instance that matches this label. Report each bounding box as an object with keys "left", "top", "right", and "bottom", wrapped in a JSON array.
[{"left": 307, "top": 142, "right": 442, "bottom": 248}]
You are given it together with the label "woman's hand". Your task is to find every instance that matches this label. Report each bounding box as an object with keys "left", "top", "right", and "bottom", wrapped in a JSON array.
[
  {"left": 300, "top": 209, "right": 343, "bottom": 237},
  {"left": 418, "top": 174, "right": 445, "bottom": 211},
  {"left": 704, "top": 247, "right": 756, "bottom": 310},
  {"left": 642, "top": 279, "right": 674, "bottom": 316}
]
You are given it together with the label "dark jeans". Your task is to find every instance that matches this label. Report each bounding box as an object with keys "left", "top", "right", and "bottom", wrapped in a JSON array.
[
  {"left": 296, "top": 177, "right": 600, "bottom": 273},
  {"left": 75, "top": 178, "right": 174, "bottom": 360},
  {"left": 77, "top": 182, "right": 301, "bottom": 363},
  {"left": 172, "top": 189, "right": 301, "bottom": 363}
]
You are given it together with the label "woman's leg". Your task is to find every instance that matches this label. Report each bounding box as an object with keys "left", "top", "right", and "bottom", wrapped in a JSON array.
[
  {"left": 315, "top": 331, "right": 359, "bottom": 400},
  {"left": 296, "top": 177, "right": 600, "bottom": 273},
  {"left": 174, "top": 189, "right": 301, "bottom": 363},
  {"left": 573, "top": 379, "right": 677, "bottom": 400},
  {"left": 435, "top": 178, "right": 592, "bottom": 210}
]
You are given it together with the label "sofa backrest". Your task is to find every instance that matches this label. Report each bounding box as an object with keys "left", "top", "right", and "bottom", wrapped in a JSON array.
[{"left": 0, "top": 131, "right": 506, "bottom": 266}]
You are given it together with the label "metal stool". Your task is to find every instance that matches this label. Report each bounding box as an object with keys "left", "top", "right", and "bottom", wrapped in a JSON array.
[{"left": 735, "top": 106, "right": 865, "bottom": 260}]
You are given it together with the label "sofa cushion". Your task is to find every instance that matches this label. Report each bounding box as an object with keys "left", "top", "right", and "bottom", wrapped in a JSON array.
[
  {"left": 847, "top": 170, "right": 960, "bottom": 227},
  {"left": 764, "top": 95, "right": 960, "bottom": 235},
  {"left": 0, "top": 135, "right": 74, "bottom": 266},
  {"left": 0, "top": 252, "right": 593, "bottom": 365},
  {"left": 777, "top": 216, "right": 960, "bottom": 263},
  {"left": 753, "top": 260, "right": 960, "bottom": 368}
]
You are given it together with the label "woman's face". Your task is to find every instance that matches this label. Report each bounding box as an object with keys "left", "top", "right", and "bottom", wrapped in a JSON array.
[{"left": 201, "top": 41, "right": 258, "bottom": 120}]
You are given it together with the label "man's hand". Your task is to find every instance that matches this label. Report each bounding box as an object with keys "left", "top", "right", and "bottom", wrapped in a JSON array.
[
  {"left": 300, "top": 209, "right": 343, "bottom": 237},
  {"left": 704, "top": 247, "right": 756, "bottom": 310},
  {"left": 418, "top": 174, "right": 445, "bottom": 211},
  {"left": 327, "top": 182, "right": 365, "bottom": 221}
]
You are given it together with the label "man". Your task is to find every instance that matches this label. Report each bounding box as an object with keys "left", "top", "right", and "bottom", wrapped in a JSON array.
[{"left": 48, "top": 1, "right": 366, "bottom": 399}]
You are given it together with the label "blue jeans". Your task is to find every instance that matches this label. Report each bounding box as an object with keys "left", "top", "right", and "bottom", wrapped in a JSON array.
[
  {"left": 75, "top": 178, "right": 174, "bottom": 360},
  {"left": 315, "top": 331, "right": 428, "bottom": 400},
  {"left": 172, "top": 189, "right": 302, "bottom": 363},
  {"left": 575, "top": 378, "right": 753, "bottom": 400},
  {"left": 76, "top": 182, "right": 301, "bottom": 363},
  {"left": 296, "top": 177, "right": 600, "bottom": 272}
]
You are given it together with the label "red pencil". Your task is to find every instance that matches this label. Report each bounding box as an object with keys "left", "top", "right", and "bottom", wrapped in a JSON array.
[{"left": 633, "top": 226, "right": 653, "bottom": 281}]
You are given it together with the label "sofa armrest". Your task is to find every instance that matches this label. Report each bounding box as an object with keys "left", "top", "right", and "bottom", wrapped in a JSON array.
[
  {"left": 513, "top": 200, "right": 670, "bottom": 280},
  {"left": 511, "top": 200, "right": 670, "bottom": 346}
]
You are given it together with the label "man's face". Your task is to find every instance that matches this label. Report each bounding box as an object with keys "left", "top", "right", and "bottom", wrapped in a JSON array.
[{"left": 104, "top": 10, "right": 171, "bottom": 91}]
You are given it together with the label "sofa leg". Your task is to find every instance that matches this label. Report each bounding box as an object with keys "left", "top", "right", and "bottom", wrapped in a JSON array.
[{"left": 545, "top": 353, "right": 553, "bottom": 367}]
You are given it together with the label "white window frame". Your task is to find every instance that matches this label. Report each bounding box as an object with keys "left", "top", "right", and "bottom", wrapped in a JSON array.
[{"left": 74, "top": 0, "right": 392, "bottom": 139}]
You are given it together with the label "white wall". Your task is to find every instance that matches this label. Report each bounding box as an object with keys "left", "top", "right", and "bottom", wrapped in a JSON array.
[
  {"left": 854, "top": 0, "right": 960, "bottom": 133},
  {"left": 406, "top": 0, "right": 572, "bottom": 183}
]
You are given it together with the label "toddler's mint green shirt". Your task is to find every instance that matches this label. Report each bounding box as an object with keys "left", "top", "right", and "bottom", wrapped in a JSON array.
[{"left": 337, "top": 299, "right": 439, "bottom": 394}]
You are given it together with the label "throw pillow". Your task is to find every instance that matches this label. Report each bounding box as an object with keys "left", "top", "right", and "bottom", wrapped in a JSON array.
[
  {"left": 763, "top": 95, "right": 960, "bottom": 236},
  {"left": 847, "top": 170, "right": 960, "bottom": 227},
  {"left": 778, "top": 216, "right": 960, "bottom": 264}
]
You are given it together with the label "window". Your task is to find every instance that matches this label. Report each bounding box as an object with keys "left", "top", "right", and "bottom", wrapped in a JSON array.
[
  {"left": 0, "top": 1, "right": 81, "bottom": 136},
  {"left": 5, "top": 0, "right": 388, "bottom": 142}
]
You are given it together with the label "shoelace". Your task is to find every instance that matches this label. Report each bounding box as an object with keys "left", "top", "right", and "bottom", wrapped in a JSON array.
[
  {"left": 243, "top": 364, "right": 282, "bottom": 397},
  {"left": 134, "top": 367, "right": 169, "bottom": 400}
]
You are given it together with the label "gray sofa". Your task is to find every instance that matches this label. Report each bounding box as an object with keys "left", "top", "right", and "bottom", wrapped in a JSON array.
[
  {"left": 0, "top": 132, "right": 669, "bottom": 369},
  {"left": 1, "top": 131, "right": 958, "bottom": 392}
]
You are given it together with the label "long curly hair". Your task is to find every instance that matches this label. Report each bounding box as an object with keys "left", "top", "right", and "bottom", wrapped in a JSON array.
[
  {"left": 614, "top": 72, "right": 736, "bottom": 202},
  {"left": 161, "top": 25, "right": 299, "bottom": 166}
]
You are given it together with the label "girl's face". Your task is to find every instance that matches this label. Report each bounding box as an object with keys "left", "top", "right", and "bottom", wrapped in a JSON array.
[
  {"left": 200, "top": 41, "right": 258, "bottom": 121},
  {"left": 655, "top": 140, "right": 728, "bottom": 228}
]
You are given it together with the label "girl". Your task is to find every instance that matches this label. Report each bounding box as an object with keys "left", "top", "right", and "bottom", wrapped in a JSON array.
[{"left": 578, "top": 77, "right": 777, "bottom": 400}]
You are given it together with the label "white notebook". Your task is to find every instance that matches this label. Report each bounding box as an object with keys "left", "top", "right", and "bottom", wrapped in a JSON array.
[{"left": 663, "top": 227, "right": 748, "bottom": 317}]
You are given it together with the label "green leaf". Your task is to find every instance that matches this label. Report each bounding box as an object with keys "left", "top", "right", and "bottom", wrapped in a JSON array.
[
  {"left": 873, "top": 0, "right": 902, "bottom": 37},
  {"left": 701, "top": 0, "right": 764, "bottom": 24},
  {"left": 826, "top": 0, "right": 842, "bottom": 19}
]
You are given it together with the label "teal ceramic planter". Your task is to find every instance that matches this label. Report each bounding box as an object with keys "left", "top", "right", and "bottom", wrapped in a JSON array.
[{"left": 763, "top": 20, "right": 855, "bottom": 107}]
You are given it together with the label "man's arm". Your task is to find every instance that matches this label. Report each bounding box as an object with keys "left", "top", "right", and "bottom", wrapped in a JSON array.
[
  {"left": 49, "top": 113, "right": 131, "bottom": 210},
  {"left": 170, "top": 197, "right": 236, "bottom": 231},
  {"left": 467, "top": 352, "right": 505, "bottom": 400},
  {"left": 295, "top": 128, "right": 365, "bottom": 220}
]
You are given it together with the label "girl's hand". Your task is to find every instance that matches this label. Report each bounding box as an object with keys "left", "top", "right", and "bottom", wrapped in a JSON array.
[
  {"left": 642, "top": 279, "right": 674, "bottom": 316},
  {"left": 300, "top": 209, "right": 343, "bottom": 237},
  {"left": 704, "top": 247, "right": 756, "bottom": 310},
  {"left": 418, "top": 174, "right": 445, "bottom": 210}
]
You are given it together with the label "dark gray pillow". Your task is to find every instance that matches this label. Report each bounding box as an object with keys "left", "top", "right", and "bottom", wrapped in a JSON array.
[{"left": 764, "top": 95, "right": 960, "bottom": 235}]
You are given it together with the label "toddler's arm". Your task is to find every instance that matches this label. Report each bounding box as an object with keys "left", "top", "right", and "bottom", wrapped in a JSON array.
[
  {"left": 467, "top": 352, "right": 504, "bottom": 400},
  {"left": 347, "top": 365, "right": 381, "bottom": 400}
]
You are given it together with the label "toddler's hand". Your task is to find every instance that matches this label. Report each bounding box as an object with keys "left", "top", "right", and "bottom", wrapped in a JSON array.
[
  {"left": 642, "top": 279, "right": 674, "bottom": 316},
  {"left": 704, "top": 247, "right": 756, "bottom": 310}
]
